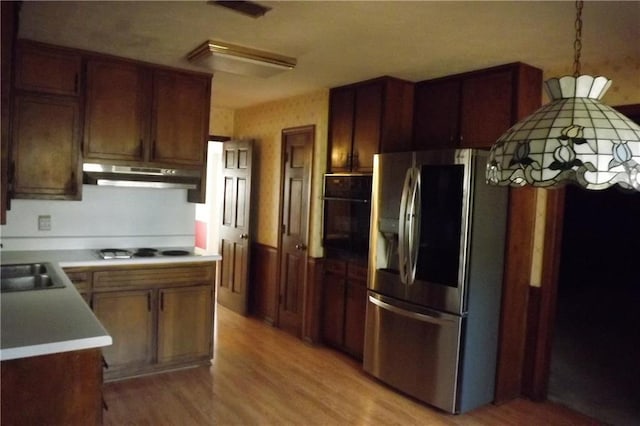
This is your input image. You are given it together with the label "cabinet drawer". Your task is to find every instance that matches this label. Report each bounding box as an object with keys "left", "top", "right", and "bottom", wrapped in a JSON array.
[
  {"left": 324, "top": 259, "right": 347, "bottom": 275},
  {"left": 93, "top": 263, "right": 215, "bottom": 290},
  {"left": 63, "top": 268, "right": 92, "bottom": 292}
]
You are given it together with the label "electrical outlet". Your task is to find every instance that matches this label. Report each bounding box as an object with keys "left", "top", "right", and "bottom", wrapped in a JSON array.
[{"left": 38, "top": 215, "right": 51, "bottom": 231}]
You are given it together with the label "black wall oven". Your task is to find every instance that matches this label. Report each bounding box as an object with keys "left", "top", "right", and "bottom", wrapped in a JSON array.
[{"left": 322, "top": 174, "right": 372, "bottom": 258}]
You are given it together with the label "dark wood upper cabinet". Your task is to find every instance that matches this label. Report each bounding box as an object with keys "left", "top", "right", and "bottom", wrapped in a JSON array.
[
  {"left": 84, "top": 59, "right": 148, "bottom": 162},
  {"left": 14, "top": 42, "right": 81, "bottom": 96},
  {"left": 352, "top": 82, "right": 383, "bottom": 172},
  {"left": 328, "top": 76, "right": 414, "bottom": 173},
  {"left": 84, "top": 60, "right": 210, "bottom": 168},
  {"left": 413, "top": 63, "right": 542, "bottom": 150},
  {"left": 328, "top": 88, "right": 355, "bottom": 172},
  {"left": 460, "top": 70, "right": 513, "bottom": 148},
  {"left": 11, "top": 94, "right": 82, "bottom": 199},
  {"left": 1, "top": 1, "right": 18, "bottom": 224},
  {"left": 11, "top": 41, "right": 82, "bottom": 200},
  {"left": 152, "top": 70, "right": 210, "bottom": 166},
  {"left": 413, "top": 79, "right": 461, "bottom": 149}
]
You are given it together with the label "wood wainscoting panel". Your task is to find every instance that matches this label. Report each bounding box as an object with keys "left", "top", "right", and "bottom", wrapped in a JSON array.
[
  {"left": 248, "top": 242, "right": 323, "bottom": 344},
  {"left": 249, "top": 242, "right": 278, "bottom": 324}
]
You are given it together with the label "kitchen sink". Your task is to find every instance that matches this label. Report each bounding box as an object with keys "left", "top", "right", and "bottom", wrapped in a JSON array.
[{"left": 1, "top": 263, "right": 65, "bottom": 292}]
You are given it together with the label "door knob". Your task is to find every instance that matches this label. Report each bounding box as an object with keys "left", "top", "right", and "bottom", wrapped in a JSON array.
[
  {"left": 240, "top": 233, "right": 249, "bottom": 239},
  {"left": 295, "top": 243, "right": 307, "bottom": 251}
]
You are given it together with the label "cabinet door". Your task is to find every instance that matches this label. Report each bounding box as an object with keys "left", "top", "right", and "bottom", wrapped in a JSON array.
[
  {"left": 11, "top": 94, "right": 81, "bottom": 199},
  {"left": 1, "top": 349, "right": 103, "bottom": 426},
  {"left": 344, "top": 279, "right": 367, "bottom": 359},
  {"left": 1, "top": 1, "right": 18, "bottom": 225},
  {"left": 344, "top": 262, "right": 368, "bottom": 359},
  {"left": 152, "top": 71, "right": 209, "bottom": 166},
  {"left": 460, "top": 70, "right": 512, "bottom": 148},
  {"left": 328, "top": 88, "right": 355, "bottom": 172},
  {"left": 413, "top": 79, "right": 461, "bottom": 149},
  {"left": 157, "top": 285, "right": 213, "bottom": 364},
  {"left": 352, "top": 82, "right": 382, "bottom": 172},
  {"left": 84, "top": 59, "right": 148, "bottom": 161},
  {"left": 15, "top": 43, "right": 81, "bottom": 96},
  {"left": 93, "top": 290, "right": 154, "bottom": 372},
  {"left": 321, "top": 260, "right": 347, "bottom": 348}
]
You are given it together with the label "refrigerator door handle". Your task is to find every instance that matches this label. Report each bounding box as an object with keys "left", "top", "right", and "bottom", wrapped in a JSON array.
[
  {"left": 406, "top": 168, "right": 421, "bottom": 285},
  {"left": 399, "top": 167, "right": 421, "bottom": 285},
  {"left": 398, "top": 167, "right": 413, "bottom": 285},
  {"left": 368, "top": 294, "right": 456, "bottom": 326}
]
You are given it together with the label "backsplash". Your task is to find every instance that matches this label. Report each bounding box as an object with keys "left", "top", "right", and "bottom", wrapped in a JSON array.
[{"left": 1, "top": 185, "right": 195, "bottom": 251}]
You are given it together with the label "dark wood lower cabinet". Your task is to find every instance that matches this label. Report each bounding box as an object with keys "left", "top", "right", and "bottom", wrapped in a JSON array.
[
  {"left": 343, "top": 276, "right": 367, "bottom": 358},
  {"left": 64, "top": 262, "right": 215, "bottom": 381},
  {"left": 321, "top": 258, "right": 367, "bottom": 360},
  {"left": 93, "top": 289, "right": 154, "bottom": 375},
  {"left": 322, "top": 260, "right": 346, "bottom": 348},
  {"left": 1, "top": 348, "right": 103, "bottom": 426},
  {"left": 157, "top": 285, "right": 213, "bottom": 364}
]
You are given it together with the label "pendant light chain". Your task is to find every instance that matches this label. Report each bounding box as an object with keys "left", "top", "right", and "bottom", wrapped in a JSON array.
[{"left": 573, "top": 0, "right": 583, "bottom": 76}]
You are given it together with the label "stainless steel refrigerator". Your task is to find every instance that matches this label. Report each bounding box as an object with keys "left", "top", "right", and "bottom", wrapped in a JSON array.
[{"left": 363, "top": 149, "right": 508, "bottom": 414}]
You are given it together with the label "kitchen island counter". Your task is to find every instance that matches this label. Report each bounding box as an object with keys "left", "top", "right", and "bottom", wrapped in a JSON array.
[{"left": 0, "top": 249, "right": 221, "bottom": 361}]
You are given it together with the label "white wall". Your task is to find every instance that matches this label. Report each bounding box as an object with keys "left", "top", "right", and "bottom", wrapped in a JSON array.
[
  {"left": 194, "top": 141, "right": 223, "bottom": 254},
  {"left": 1, "top": 185, "right": 196, "bottom": 251}
]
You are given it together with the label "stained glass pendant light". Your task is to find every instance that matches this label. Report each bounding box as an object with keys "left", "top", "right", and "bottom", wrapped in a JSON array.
[{"left": 486, "top": 1, "right": 640, "bottom": 191}]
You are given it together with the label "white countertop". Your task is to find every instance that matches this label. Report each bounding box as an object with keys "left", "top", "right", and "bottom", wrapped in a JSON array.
[{"left": 0, "top": 248, "right": 221, "bottom": 361}]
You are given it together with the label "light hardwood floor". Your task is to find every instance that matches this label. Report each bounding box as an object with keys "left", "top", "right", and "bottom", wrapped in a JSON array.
[{"left": 103, "top": 305, "right": 600, "bottom": 425}]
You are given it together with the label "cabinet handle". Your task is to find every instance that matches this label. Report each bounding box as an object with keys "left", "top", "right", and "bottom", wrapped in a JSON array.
[
  {"left": 102, "top": 397, "right": 109, "bottom": 411},
  {"left": 147, "top": 293, "right": 151, "bottom": 312},
  {"left": 74, "top": 74, "right": 78, "bottom": 94},
  {"left": 160, "top": 292, "right": 164, "bottom": 311},
  {"left": 139, "top": 139, "right": 144, "bottom": 159},
  {"left": 101, "top": 356, "right": 109, "bottom": 370}
]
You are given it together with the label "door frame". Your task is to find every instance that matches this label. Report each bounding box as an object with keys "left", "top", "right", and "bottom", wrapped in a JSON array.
[
  {"left": 523, "top": 103, "right": 640, "bottom": 400},
  {"left": 275, "top": 124, "right": 315, "bottom": 331}
]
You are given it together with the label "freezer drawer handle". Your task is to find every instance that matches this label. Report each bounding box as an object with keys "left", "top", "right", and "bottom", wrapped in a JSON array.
[{"left": 368, "top": 294, "right": 454, "bottom": 326}]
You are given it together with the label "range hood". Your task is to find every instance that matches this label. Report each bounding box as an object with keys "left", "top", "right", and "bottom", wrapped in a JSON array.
[{"left": 83, "top": 163, "right": 201, "bottom": 190}]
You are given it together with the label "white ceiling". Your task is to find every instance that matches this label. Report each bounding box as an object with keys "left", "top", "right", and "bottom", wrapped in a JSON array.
[{"left": 18, "top": 1, "right": 640, "bottom": 110}]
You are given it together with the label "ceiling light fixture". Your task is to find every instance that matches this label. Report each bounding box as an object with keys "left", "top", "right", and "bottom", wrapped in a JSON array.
[
  {"left": 486, "top": 0, "right": 640, "bottom": 191},
  {"left": 187, "top": 39, "right": 296, "bottom": 78}
]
